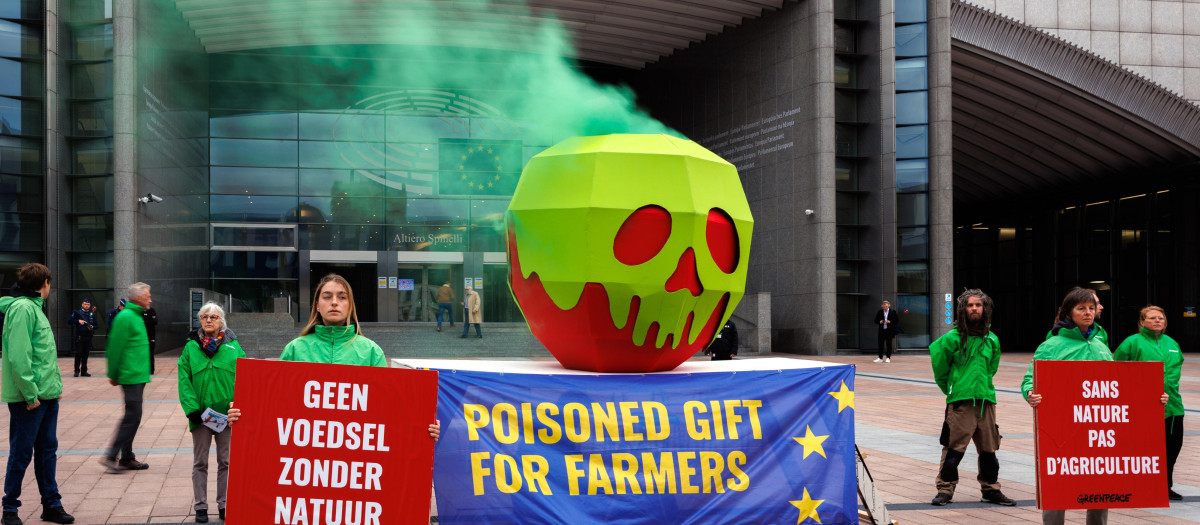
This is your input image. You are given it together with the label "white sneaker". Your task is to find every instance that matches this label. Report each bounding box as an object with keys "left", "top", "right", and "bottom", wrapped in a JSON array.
[
  {"left": 873, "top": 358, "right": 883, "bottom": 363},
  {"left": 885, "top": 358, "right": 891, "bottom": 363}
]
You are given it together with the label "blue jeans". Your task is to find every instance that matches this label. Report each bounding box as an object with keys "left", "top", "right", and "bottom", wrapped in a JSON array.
[
  {"left": 4, "top": 399, "right": 62, "bottom": 513},
  {"left": 437, "top": 303, "right": 454, "bottom": 328}
]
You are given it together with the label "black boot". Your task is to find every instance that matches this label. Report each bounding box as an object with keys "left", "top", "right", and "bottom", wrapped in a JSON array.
[
  {"left": 195, "top": 509, "right": 208, "bottom": 523},
  {"left": 40, "top": 506, "right": 75, "bottom": 524}
]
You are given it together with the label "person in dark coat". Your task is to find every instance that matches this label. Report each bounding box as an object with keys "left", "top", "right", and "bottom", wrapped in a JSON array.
[
  {"left": 142, "top": 306, "right": 158, "bottom": 374},
  {"left": 874, "top": 300, "right": 900, "bottom": 362},
  {"left": 107, "top": 298, "right": 125, "bottom": 328},
  {"left": 706, "top": 319, "right": 739, "bottom": 360},
  {"left": 68, "top": 298, "right": 98, "bottom": 377}
]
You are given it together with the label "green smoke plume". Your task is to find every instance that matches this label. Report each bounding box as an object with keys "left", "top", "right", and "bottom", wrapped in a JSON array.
[{"left": 208, "top": 0, "right": 679, "bottom": 138}]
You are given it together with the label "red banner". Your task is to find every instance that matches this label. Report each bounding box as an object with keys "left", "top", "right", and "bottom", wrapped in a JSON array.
[
  {"left": 227, "top": 359, "right": 439, "bottom": 524},
  {"left": 1033, "top": 360, "right": 1167, "bottom": 509}
]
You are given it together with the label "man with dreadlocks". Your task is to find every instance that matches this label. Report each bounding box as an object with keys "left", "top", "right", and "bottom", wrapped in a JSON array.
[{"left": 928, "top": 288, "right": 1015, "bottom": 507}]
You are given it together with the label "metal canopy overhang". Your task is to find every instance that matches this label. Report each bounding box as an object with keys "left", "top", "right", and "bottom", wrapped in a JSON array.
[
  {"left": 170, "top": 0, "right": 784, "bottom": 69},
  {"left": 950, "top": 0, "right": 1200, "bottom": 220}
]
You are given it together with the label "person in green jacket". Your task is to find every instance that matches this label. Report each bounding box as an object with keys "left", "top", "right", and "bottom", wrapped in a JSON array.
[
  {"left": 280, "top": 273, "right": 387, "bottom": 366},
  {"left": 928, "top": 289, "right": 1014, "bottom": 507},
  {"left": 1041, "top": 291, "right": 1109, "bottom": 348},
  {"left": 1114, "top": 305, "right": 1185, "bottom": 501},
  {"left": 178, "top": 302, "right": 244, "bottom": 523},
  {"left": 0, "top": 263, "right": 75, "bottom": 525},
  {"left": 101, "top": 282, "right": 153, "bottom": 473},
  {"left": 229, "top": 274, "right": 439, "bottom": 440},
  {"left": 1022, "top": 288, "right": 1167, "bottom": 525}
]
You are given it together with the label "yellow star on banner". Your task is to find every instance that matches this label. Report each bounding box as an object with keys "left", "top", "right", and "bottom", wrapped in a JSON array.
[
  {"left": 828, "top": 381, "right": 854, "bottom": 413},
  {"left": 789, "top": 488, "right": 824, "bottom": 524},
  {"left": 792, "top": 426, "right": 829, "bottom": 459}
]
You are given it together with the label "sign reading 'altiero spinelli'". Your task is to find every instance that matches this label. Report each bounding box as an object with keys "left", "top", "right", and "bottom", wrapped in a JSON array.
[
  {"left": 1033, "top": 360, "right": 1168, "bottom": 510},
  {"left": 226, "top": 359, "right": 439, "bottom": 525}
]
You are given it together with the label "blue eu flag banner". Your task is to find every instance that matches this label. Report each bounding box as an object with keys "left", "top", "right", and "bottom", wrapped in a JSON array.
[
  {"left": 438, "top": 138, "right": 522, "bottom": 195},
  {"left": 424, "top": 359, "right": 857, "bottom": 524}
]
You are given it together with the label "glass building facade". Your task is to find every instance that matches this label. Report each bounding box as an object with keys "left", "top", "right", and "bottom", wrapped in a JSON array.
[
  {"left": 894, "top": 0, "right": 931, "bottom": 347},
  {"left": 204, "top": 47, "right": 560, "bottom": 322},
  {"left": 0, "top": 0, "right": 47, "bottom": 286},
  {"left": 66, "top": 0, "right": 117, "bottom": 318}
]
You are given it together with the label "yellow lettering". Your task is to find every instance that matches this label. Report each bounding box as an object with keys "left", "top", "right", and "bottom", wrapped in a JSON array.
[
  {"left": 612, "top": 453, "right": 643, "bottom": 495},
  {"left": 685, "top": 401, "right": 711, "bottom": 440},
  {"left": 521, "top": 455, "right": 552, "bottom": 495},
  {"left": 564, "top": 455, "right": 585, "bottom": 496},
  {"left": 464, "top": 404, "right": 489, "bottom": 441},
  {"left": 679, "top": 452, "right": 699, "bottom": 494},
  {"left": 699, "top": 451, "right": 725, "bottom": 493},
  {"left": 587, "top": 454, "right": 614, "bottom": 495},
  {"left": 495, "top": 454, "right": 522, "bottom": 493},
  {"left": 724, "top": 401, "right": 743, "bottom": 440},
  {"left": 641, "top": 452, "right": 677, "bottom": 494},
  {"left": 743, "top": 400, "right": 763, "bottom": 439},
  {"left": 727, "top": 451, "right": 749, "bottom": 491},
  {"left": 470, "top": 452, "right": 491, "bottom": 496},
  {"left": 644, "top": 402, "right": 670, "bottom": 440},
  {"left": 709, "top": 401, "right": 726, "bottom": 439},
  {"left": 521, "top": 403, "right": 534, "bottom": 444},
  {"left": 494, "top": 403, "right": 518, "bottom": 445},
  {"left": 564, "top": 403, "right": 591, "bottom": 443},
  {"left": 619, "top": 402, "right": 643, "bottom": 441},
  {"left": 536, "top": 403, "right": 561, "bottom": 444},
  {"left": 592, "top": 402, "right": 620, "bottom": 442}
]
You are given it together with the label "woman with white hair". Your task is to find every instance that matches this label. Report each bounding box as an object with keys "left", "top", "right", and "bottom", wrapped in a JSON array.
[{"left": 178, "top": 302, "right": 244, "bottom": 523}]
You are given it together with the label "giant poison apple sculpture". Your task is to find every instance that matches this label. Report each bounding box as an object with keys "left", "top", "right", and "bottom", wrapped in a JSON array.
[{"left": 506, "top": 134, "right": 754, "bottom": 372}]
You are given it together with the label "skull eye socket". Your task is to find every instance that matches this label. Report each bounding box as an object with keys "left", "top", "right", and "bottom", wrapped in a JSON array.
[
  {"left": 614, "top": 205, "right": 672, "bottom": 266},
  {"left": 706, "top": 208, "right": 739, "bottom": 274}
]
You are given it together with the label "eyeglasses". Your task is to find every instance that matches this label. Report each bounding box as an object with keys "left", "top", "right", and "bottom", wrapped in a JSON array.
[
  {"left": 1145, "top": 317, "right": 1166, "bottom": 321},
  {"left": 200, "top": 315, "right": 222, "bottom": 321}
]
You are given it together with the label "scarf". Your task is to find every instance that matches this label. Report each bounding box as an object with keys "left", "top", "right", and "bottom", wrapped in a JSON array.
[{"left": 201, "top": 330, "right": 224, "bottom": 358}]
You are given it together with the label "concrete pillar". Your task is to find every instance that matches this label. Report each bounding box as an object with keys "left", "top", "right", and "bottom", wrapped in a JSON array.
[
  {"left": 928, "top": 0, "right": 954, "bottom": 339},
  {"left": 112, "top": 0, "right": 138, "bottom": 296},
  {"left": 45, "top": 0, "right": 69, "bottom": 347},
  {"left": 795, "top": 0, "right": 838, "bottom": 354},
  {"left": 876, "top": 0, "right": 898, "bottom": 328}
]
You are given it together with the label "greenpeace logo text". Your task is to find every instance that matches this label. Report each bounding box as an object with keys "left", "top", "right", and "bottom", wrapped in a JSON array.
[{"left": 1076, "top": 493, "right": 1131, "bottom": 504}]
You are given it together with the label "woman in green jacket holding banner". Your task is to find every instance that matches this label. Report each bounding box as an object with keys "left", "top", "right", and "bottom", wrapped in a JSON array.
[
  {"left": 179, "top": 302, "right": 244, "bottom": 523},
  {"left": 1024, "top": 287, "right": 1111, "bottom": 525},
  {"left": 1114, "top": 305, "right": 1185, "bottom": 501},
  {"left": 228, "top": 274, "right": 439, "bottom": 439},
  {"left": 280, "top": 273, "right": 387, "bottom": 366},
  {"left": 1023, "top": 288, "right": 1167, "bottom": 525}
]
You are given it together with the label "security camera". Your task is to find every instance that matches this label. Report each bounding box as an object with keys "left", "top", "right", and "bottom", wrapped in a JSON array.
[
  {"left": 138, "top": 193, "right": 163, "bottom": 204},
  {"left": 804, "top": 209, "right": 814, "bottom": 216}
]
